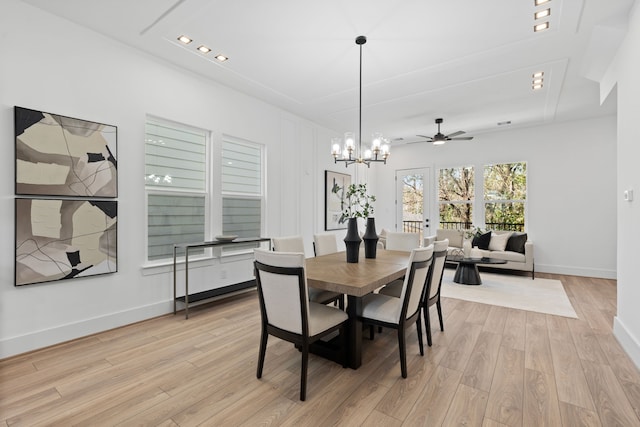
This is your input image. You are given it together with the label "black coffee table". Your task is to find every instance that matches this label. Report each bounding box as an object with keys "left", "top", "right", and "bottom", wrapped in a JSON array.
[{"left": 446, "top": 255, "right": 508, "bottom": 285}]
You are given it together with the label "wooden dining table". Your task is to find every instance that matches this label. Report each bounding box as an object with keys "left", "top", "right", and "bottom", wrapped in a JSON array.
[{"left": 305, "top": 249, "right": 410, "bottom": 369}]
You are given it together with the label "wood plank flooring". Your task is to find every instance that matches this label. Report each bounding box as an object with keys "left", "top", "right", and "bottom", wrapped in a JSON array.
[{"left": 1, "top": 272, "right": 639, "bottom": 426}]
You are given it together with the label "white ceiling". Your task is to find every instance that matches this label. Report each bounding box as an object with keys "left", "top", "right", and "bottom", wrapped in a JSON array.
[{"left": 21, "top": 0, "right": 633, "bottom": 144}]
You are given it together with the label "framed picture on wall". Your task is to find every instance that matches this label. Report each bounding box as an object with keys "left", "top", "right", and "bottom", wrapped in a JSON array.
[
  {"left": 15, "top": 198, "right": 118, "bottom": 286},
  {"left": 325, "top": 170, "right": 351, "bottom": 230},
  {"left": 15, "top": 106, "right": 118, "bottom": 198}
]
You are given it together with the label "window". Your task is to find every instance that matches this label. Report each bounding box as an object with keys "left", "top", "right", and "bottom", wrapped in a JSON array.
[
  {"left": 438, "top": 166, "right": 474, "bottom": 229},
  {"left": 221, "top": 136, "right": 264, "bottom": 252},
  {"left": 144, "top": 120, "right": 265, "bottom": 263},
  {"left": 483, "top": 162, "right": 527, "bottom": 231},
  {"left": 145, "top": 118, "right": 207, "bottom": 261}
]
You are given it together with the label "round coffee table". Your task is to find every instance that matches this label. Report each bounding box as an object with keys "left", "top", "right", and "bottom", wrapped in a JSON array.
[{"left": 446, "top": 255, "right": 508, "bottom": 285}]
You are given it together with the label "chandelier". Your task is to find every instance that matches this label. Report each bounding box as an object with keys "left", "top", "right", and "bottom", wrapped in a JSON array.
[{"left": 331, "top": 36, "right": 390, "bottom": 167}]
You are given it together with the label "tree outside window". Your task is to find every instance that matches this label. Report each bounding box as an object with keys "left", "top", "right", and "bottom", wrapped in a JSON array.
[
  {"left": 484, "top": 162, "right": 526, "bottom": 231},
  {"left": 438, "top": 166, "right": 474, "bottom": 229}
]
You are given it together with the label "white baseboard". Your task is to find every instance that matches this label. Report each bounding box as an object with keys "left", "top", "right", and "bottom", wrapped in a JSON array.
[
  {"left": 536, "top": 263, "right": 617, "bottom": 279},
  {"left": 0, "top": 301, "right": 172, "bottom": 360},
  {"left": 613, "top": 316, "right": 640, "bottom": 371}
]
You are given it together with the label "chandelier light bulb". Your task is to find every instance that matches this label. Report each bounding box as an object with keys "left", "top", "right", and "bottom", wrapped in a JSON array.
[
  {"left": 344, "top": 132, "right": 355, "bottom": 149},
  {"left": 372, "top": 133, "right": 382, "bottom": 149}
]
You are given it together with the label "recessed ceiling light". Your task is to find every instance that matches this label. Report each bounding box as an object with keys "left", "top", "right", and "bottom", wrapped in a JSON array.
[
  {"left": 532, "top": 71, "right": 544, "bottom": 79},
  {"left": 533, "top": 83, "right": 544, "bottom": 90},
  {"left": 535, "top": 8, "right": 551, "bottom": 19},
  {"left": 197, "top": 45, "right": 211, "bottom": 54},
  {"left": 534, "top": 22, "right": 550, "bottom": 32},
  {"left": 177, "top": 35, "right": 192, "bottom": 44},
  {"left": 534, "top": 0, "right": 551, "bottom": 5},
  {"left": 214, "top": 54, "right": 228, "bottom": 62}
]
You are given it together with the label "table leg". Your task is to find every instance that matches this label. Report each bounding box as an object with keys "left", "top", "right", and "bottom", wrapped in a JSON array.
[
  {"left": 346, "top": 295, "right": 363, "bottom": 369},
  {"left": 173, "top": 246, "right": 177, "bottom": 315},
  {"left": 453, "top": 263, "right": 482, "bottom": 285}
]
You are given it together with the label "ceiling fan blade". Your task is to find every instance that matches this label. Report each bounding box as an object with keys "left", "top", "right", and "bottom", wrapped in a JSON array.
[
  {"left": 416, "top": 135, "right": 432, "bottom": 139},
  {"left": 449, "top": 136, "right": 474, "bottom": 141},
  {"left": 445, "top": 130, "right": 465, "bottom": 138}
]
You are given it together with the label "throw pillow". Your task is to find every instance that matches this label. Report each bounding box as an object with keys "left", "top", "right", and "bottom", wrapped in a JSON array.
[
  {"left": 488, "top": 232, "right": 512, "bottom": 251},
  {"left": 506, "top": 232, "right": 528, "bottom": 254},
  {"left": 472, "top": 231, "right": 492, "bottom": 250}
]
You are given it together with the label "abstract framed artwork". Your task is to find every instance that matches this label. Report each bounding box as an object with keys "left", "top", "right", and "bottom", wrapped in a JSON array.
[
  {"left": 325, "top": 170, "right": 351, "bottom": 231},
  {"left": 15, "top": 198, "right": 118, "bottom": 286},
  {"left": 15, "top": 106, "right": 118, "bottom": 197}
]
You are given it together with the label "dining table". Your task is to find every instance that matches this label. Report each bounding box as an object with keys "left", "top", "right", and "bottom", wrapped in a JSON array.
[{"left": 305, "top": 249, "right": 410, "bottom": 369}]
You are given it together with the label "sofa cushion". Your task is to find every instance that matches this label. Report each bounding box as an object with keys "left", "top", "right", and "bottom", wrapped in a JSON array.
[
  {"left": 506, "top": 232, "right": 528, "bottom": 254},
  {"left": 489, "top": 232, "right": 512, "bottom": 251},
  {"left": 480, "top": 250, "right": 526, "bottom": 262},
  {"left": 472, "top": 231, "right": 492, "bottom": 250},
  {"left": 436, "top": 229, "right": 463, "bottom": 248}
]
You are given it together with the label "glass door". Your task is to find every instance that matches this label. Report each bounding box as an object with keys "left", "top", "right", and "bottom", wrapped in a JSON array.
[{"left": 395, "top": 168, "right": 431, "bottom": 242}]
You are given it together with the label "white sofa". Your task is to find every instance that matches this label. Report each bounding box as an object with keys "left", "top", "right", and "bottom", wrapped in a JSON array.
[{"left": 436, "top": 228, "right": 534, "bottom": 278}]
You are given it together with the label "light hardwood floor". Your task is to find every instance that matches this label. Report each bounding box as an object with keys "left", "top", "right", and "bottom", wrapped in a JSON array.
[{"left": 2, "top": 272, "right": 639, "bottom": 426}]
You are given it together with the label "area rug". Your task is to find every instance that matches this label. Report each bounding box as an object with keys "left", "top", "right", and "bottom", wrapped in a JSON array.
[{"left": 441, "top": 269, "right": 578, "bottom": 318}]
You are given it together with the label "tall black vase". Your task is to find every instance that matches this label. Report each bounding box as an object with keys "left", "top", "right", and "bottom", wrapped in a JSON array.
[
  {"left": 344, "top": 218, "right": 361, "bottom": 263},
  {"left": 363, "top": 217, "right": 379, "bottom": 259}
]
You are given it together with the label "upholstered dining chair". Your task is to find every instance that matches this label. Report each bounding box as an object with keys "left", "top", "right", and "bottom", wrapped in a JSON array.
[
  {"left": 380, "top": 239, "right": 449, "bottom": 346},
  {"left": 272, "top": 235, "right": 305, "bottom": 253},
  {"left": 313, "top": 233, "right": 339, "bottom": 256},
  {"left": 359, "top": 245, "right": 434, "bottom": 378},
  {"left": 253, "top": 249, "right": 348, "bottom": 401},
  {"left": 385, "top": 232, "right": 421, "bottom": 252},
  {"left": 272, "top": 235, "right": 344, "bottom": 309}
]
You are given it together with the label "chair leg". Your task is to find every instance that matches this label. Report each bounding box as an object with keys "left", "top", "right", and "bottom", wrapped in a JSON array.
[
  {"left": 257, "top": 328, "right": 268, "bottom": 378},
  {"left": 416, "top": 314, "right": 424, "bottom": 356},
  {"left": 369, "top": 324, "right": 375, "bottom": 340},
  {"left": 300, "top": 342, "right": 309, "bottom": 401},
  {"left": 339, "top": 295, "right": 345, "bottom": 310},
  {"left": 424, "top": 305, "right": 433, "bottom": 347},
  {"left": 436, "top": 300, "right": 444, "bottom": 331},
  {"left": 398, "top": 328, "right": 407, "bottom": 378},
  {"left": 340, "top": 324, "right": 348, "bottom": 368}
]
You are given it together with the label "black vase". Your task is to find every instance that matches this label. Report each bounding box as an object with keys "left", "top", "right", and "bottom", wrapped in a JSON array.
[
  {"left": 363, "top": 217, "right": 379, "bottom": 259},
  {"left": 344, "top": 218, "right": 361, "bottom": 263}
]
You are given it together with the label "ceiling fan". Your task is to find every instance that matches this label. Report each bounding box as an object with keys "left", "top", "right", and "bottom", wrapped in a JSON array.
[{"left": 416, "top": 118, "right": 474, "bottom": 145}]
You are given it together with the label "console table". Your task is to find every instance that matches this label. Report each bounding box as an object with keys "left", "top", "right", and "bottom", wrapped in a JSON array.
[{"left": 173, "top": 237, "right": 271, "bottom": 318}]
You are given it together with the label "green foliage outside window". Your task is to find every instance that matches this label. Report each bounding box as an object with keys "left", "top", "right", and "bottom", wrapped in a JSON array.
[
  {"left": 438, "top": 166, "right": 474, "bottom": 227},
  {"left": 484, "top": 162, "right": 526, "bottom": 230}
]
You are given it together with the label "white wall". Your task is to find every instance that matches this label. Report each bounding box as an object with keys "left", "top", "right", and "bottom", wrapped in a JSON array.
[
  {"left": 0, "top": 1, "right": 327, "bottom": 358},
  {"left": 368, "top": 116, "right": 617, "bottom": 279},
  {"left": 610, "top": 1, "right": 640, "bottom": 369}
]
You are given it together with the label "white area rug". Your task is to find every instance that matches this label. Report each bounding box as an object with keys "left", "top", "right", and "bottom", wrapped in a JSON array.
[{"left": 441, "top": 269, "right": 578, "bottom": 318}]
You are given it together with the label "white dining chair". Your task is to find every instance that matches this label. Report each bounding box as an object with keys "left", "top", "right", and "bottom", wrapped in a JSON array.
[
  {"left": 380, "top": 239, "right": 449, "bottom": 346},
  {"left": 313, "top": 233, "right": 338, "bottom": 256},
  {"left": 272, "top": 235, "right": 344, "bottom": 309},
  {"left": 253, "top": 249, "right": 348, "bottom": 401},
  {"left": 272, "top": 235, "right": 305, "bottom": 253},
  {"left": 385, "top": 232, "right": 420, "bottom": 251},
  {"left": 359, "top": 245, "right": 434, "bottom": 378}
]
